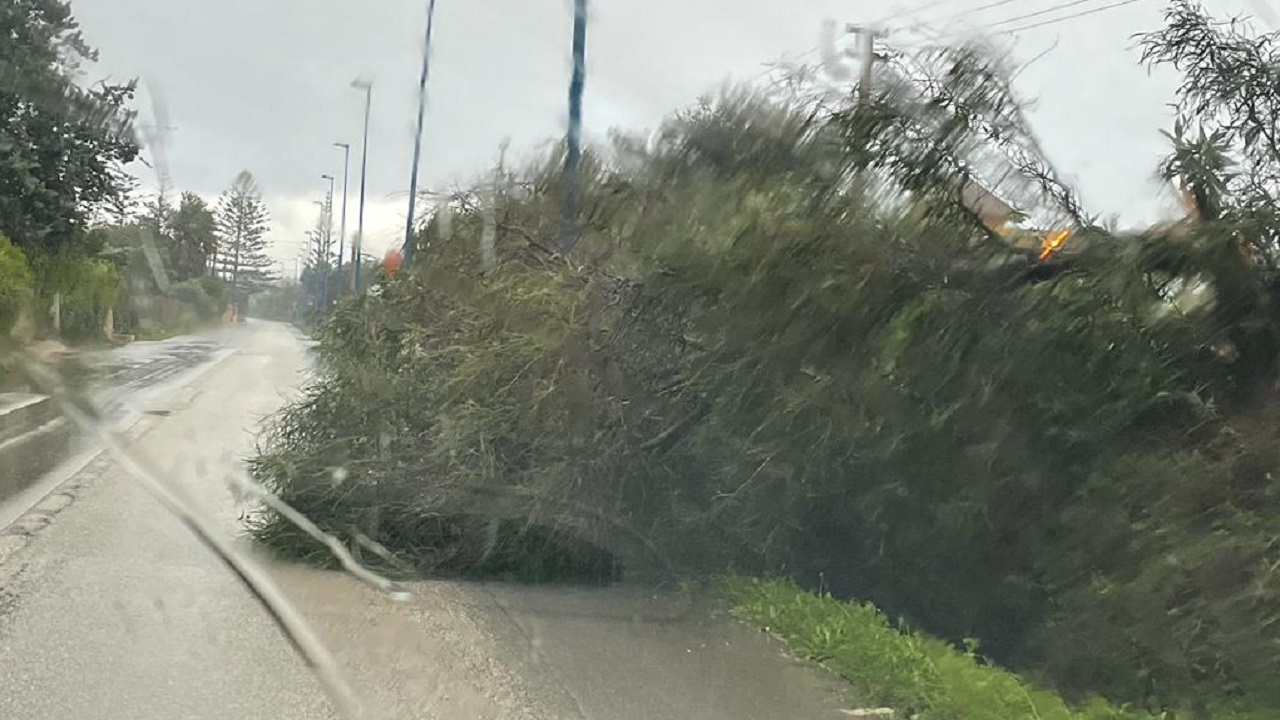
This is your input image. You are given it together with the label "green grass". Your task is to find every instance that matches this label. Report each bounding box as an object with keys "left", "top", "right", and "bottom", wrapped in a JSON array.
[
  {"left": 131, "top": 316, "right": 203, "bottom": 341},
  {"left": 717, "top": 577, "right": 1161, "bottom": 720}
]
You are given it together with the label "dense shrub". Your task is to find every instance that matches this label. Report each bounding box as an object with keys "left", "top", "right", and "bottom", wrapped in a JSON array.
[
  {"left": 172, "top": 277, "right": 226, "bottom": 320},
  {"left": 251, "top": 25, "right": 1280, "bottom": 717},
  {"left": 0, "top": 233, "right": 34, "bottom": 334},
  {"left": 54, "top": 256, "right": 120, "bottom": 342}
]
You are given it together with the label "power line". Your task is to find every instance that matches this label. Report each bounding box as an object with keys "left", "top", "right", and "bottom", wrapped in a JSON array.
[
  {"left": 880, "top": 0, "right": 1135, "bottom": 40},
  {"left": 930, "top": 0, "right": 1025, "bottom": 26},
  {"left": 986, "top": 0, "right": 1122, "bottom": 28},
  {"left": 1000, "top": 0, "right": 1148, "bottom": 33}
]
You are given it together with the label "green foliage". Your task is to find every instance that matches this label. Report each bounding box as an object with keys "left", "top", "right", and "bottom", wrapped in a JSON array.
[
  {"left": 0, "top": 0, "right": 143, "bottom": 344},
  {"left": 168, "top": 192, "right": 217, "bottom": 281},
  {"left": 0, "top": 233, "right": 34, "bottom": 333},
  {"left": 132, "top": 314, "right": 197, "bottom": 341},
  {"left": 1137, "top": 1, "right": 1280, "bottom": 398},
  {"left": 81, "top": 219, "right": 227, "bottom": 337},
  {"left": 171, "top": 277, "right": 226, "bottom": 320},
  {"left": 30, "top": 252, "right": 119, "bottom": 340},
  {"left": 195, "top": 275, "right": 227, "bottom": 309},
  {"left": 251, "top": 15, "right": 1280, "bottom": 717},
  {"left": 56, "top": 255, "right": 119, "bottom": 341},
  {"left": 214, "top": 171, "right": 275, "bottom": 304},
  {"left": 721, "top": 577, "right": 1162, "bottom": 720},
  {"left": 0, "top": 0, "right": 138, "bottom": 257}
]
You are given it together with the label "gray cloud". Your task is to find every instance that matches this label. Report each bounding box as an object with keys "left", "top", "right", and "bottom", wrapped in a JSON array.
[{"left": 72, "top": 0, "right": 1271, "bottom": 257}]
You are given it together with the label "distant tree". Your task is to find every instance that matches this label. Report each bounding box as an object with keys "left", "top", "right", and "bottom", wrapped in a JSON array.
[
  {"left": 0, "top": 0, "right": 139, "bottom": 259},
  {"left": 101, "top": 165, "right": 141, "bottom": 226},
  {"left": 169, "top": 192, "right": 216, "bottom": 281},
  {"left": 139, "top": 192, "right": 172, "bottom": 237},
  {"left": 213, "top": 171, "right": 275, "bottom": 303},
  {"left": 297, "top": 199, "right": 338, "bottom": 321},
  {"left": 305, "top": 198, "right": 335, "bottom": 271}
]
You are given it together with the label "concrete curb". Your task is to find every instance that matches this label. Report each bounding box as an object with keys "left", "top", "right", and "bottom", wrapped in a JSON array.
[
  {"left": 0, "top": 437, "right": 125, "bottom": 568},
  {"left": 0, "top": 348, "right": 239, "bottom": 568}
]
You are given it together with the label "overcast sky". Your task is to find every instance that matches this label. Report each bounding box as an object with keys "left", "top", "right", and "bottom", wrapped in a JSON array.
[{"left": 73, "top": 0, "right": 1273, "bottom": 266}]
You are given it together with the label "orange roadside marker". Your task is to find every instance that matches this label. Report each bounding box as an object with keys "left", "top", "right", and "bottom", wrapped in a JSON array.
[{"left": 383, "top": 249, "right": 404, "bottom": 275}]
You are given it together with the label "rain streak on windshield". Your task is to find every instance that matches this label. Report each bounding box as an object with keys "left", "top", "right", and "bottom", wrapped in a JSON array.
[{"left": 4, "top": 1, "right": 1280, "bottom": 719}]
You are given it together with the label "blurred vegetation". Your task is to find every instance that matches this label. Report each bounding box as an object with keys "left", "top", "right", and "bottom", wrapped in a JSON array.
[
  {"left": 1, "top": 1, "right": 240, "bottom": 347},
  {"left": 0, "top": 233, "right": 34, "bottom": 335},
  {"left": 42, "top": 252, "right": 121, "bottom": 342},
  {"left": 0, "top": 0, "right": 138, "bottom": 261},
  {"left": 172, "top": 276, "right": 228, "bottom": 322},
  {"left": 91, "top": 221, "right": 228, "bottom": 340},
  {"left": 247, "top": 281, "right": 301, "bottom": 324},
  {"left": 1, "top": 0, "right": 133, "bottom": 344},
  {"left": 251, "top": 1, "right": 1280, "bottom": 717}
]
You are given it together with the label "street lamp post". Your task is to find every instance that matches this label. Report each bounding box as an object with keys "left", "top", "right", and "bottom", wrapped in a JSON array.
[
  {"left": 403, "top": 0, "right": 439, "bottom": 270},
  {"left": 562, "top": 0, "right": 588, "bottom": 252},
  {"left": 333, "top": 142, "right": 351, "bottom": 297},
  {"left": 351, "top": 78, "right": 373, "bottom": 295}
]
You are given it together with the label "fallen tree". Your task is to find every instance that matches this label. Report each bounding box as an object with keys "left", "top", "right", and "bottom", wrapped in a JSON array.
[{"left": 251, "top": 10, "right": 1280, "bottom": 715}]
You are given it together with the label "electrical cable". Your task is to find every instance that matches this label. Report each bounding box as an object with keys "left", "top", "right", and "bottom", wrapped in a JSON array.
[
  {"left": 985, "top": 0, "right": 1125, "bottom": 28},
  {"left": 999, "top": 0, "right": 1148, "bottom": 34},
  {"left": 929, "top": 0, "right": 1026, "bottom": 27}
]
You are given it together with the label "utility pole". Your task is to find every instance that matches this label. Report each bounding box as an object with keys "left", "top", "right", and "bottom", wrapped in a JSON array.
[
  {"left": 333, "top": 142, "right": 350, "bottom": 297},
  {"left": 846, "top": 24, "right": 880, "bottom": 106},
  {"left": 351, "top": 78, "right": 373, "bottom": 295},
  {"left": 403, "top": 0, "right": 439, "bottom": 270},
  {"left": 561, "top": 0, "right": 587, "bottom": 252}
]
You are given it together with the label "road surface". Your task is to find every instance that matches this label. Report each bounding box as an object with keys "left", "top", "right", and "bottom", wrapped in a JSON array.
[
  {"left": 0, "top": 321, "right": 851, "bottom": 719},
  {"left": 0, "top": 331, "right": 241, "bottom": 530},
  {"left": 82, "top": 332, "right": 236, "bottom": 426}
]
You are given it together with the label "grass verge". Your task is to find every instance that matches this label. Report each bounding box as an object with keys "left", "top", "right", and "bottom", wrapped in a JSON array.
[{"left": 717, "top": 577, "right": 1257, "bottom": 720}]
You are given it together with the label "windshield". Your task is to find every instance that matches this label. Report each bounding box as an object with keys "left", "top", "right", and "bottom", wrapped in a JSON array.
[{"left": 3, "top": 1, "right": 1279, "bottom": 719}]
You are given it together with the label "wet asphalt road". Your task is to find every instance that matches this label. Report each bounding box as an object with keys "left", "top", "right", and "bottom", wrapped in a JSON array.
[
  {"left": 80, "top": 331, "right": 237, "bottom": 425},
  {"left": 0, "top": 321, "right": 851, "bottom": 719}
]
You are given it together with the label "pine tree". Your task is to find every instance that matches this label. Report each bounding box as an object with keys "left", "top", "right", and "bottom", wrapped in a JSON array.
[
  {"left": 213, "top": 171, "right": 275, "bottom": 304},
  {"left": 101, "top": 164, "right": 141, "bottom": 226},
  {"left": 140, "top": 190, "right": 173, "bottom": 242}
]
